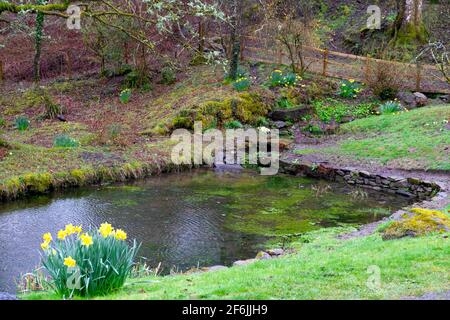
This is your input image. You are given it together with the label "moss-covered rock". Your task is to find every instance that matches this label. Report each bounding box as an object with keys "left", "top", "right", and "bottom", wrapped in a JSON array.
[
  {"left": 382, "top": 208, "right": 450, "bottom": 240},
  {"left": 169, "top": 91, "right": 273, "bottom": 132}
]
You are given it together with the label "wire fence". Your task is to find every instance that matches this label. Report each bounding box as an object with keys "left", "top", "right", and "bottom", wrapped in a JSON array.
[{"left": 242, "top": 35, "right": 450, "bottom": 94}]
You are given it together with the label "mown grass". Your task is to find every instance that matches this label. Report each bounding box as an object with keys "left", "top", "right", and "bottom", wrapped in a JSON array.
[
  {"left": 22, "top": 227, "right": 450, "bottom": 300},
  {"left": 297, "top": 105, "right": 450, "bottom": 170}
]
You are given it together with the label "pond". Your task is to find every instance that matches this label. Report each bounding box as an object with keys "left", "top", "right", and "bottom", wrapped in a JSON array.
[{"left": 0, "top": 169, "right": 412, "bottom": 292}]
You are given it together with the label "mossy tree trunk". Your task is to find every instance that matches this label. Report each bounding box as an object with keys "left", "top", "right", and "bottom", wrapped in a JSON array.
[
  {"left": 33, "top": 0, "right": 45, "bottom": 82},
  {"left": 394, "top": 0, "right": 426, "bottom": 44},
  {"left": 228, "top": 0, "right": 243, "bottom": 80}
]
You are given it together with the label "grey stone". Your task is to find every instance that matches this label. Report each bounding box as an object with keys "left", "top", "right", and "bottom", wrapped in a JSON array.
[
  {"left": 272, "top": 121, "right": 288, "bottom": 129},
  {"left": 396, "top": 190, "right": 415, "bottom": 198},
  {"left": 359, "top": 170, "right": 371, "bottom": 178},
  {"left": 233, "top": 259, "right": 256, "bottom": 267},
  {"left": 266, "top": 248, "right": 285, "bottom": 256},
  {"left": 255, "top": 251, "right": 272, "bottom": 260},
  {"left": 206, "top": 265, "right": 228, "bottom": 272}
]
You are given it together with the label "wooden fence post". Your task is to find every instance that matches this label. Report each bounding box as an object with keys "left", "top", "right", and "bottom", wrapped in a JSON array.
[
  {"left": 322, "top": 48, "right": 329, "bottom": 76},
  {"left": 415, "top": 62, "right": 422, "bottom": 92},
  {"left": 364, "top": 56, "right": 371, "bottom": 83}
]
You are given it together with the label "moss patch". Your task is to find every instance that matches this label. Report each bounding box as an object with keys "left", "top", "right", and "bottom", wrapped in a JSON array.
[{"left": 382, "top": 208, "right": 450, "bottom": 240}]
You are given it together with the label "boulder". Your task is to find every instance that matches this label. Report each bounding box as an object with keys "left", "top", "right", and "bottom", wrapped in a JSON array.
[
  {"left": 266, "top": 248, "right": 285, "bottom": 256},
  {"left": 272, "top": 121, "right": 288, "bottom": 129},
  {"left": 269, "top": 106, "right": 310, "bottom": 121},
  {"left": 255, "top": 251, "right": 272, "bottom": 260},
  {"left": 439, "top": 94, "right": 449, "bottom": 103},
  {"left": 396, "top": 91, "right": 416, "bottom": 108},
  {"left": 413, "top": 92, "right": 428, "bottom": 107}
]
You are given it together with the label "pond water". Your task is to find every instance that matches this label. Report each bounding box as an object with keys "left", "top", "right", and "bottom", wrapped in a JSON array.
[{"left": 0, "top": 169, "right": 412, "bottom": 292}]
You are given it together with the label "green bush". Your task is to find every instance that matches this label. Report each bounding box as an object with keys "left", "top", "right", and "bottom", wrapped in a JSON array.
[
  {"left": 54, "top": 135, "right": 79, "bottom": 148},
  {"left": 40, "top": 223, "right": 139, "bottom": 297},
  {"left": 15, "top": 116, "right": 30, "bottom": 131},
  {"left": 224, "top": 120, "right": 243, "bottom": 129},
  {"left": 338, "top": 79, "right": 362, "bottom": 98},
  {"left": 256, "top": 116, "right": 269, "bottom": 127},
  {"left": 161, "top": 66, "right": 177, "bottom": 85},
  {"left": 123, "top": 70, "right": 151, "bottom": 90},
  {"left": 379, "top": 100, "right": 403, "bottom": 114},
  {"left": 0, "top": 117, "right": 6, "bottom": 127}
]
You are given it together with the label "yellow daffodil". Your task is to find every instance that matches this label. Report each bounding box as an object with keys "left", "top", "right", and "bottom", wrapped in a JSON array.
[
  {"left": 349, "top": 79, "right": 355, "bottom": 83},
  {"left": 99, "top": 223, "right": 114, "bottom": 238},
  {"left": 64, "top": 256, "right": 76, "bottom": 268},
  {"left": 40, "top": 240, "right": 50, "bottom": 250},
  {"left": 65, "top": 224, "right": 76, "bottom": 235},
  {"left": 74, "top": 225, "right": 82, "bottom": 234},
  {"left": 114, "top": 229, "right": 127, "bottom": 241},
  {"left": 80, "top": 233, "right": 93, "bottom": 247},
  {"left": 42, "top": 232, "right": 52, "bottom": 243},
  {"left": 57, "top": 229, "right": 68, "bottom": 240}
]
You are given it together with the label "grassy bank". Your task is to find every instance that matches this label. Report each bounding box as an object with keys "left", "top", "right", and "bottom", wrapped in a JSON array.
[
  {"left": 23, "top": 227, "right": 450, "bottom": 300},
  {"left": 295, "top": 105, "right": 450, "bottom": 171}
]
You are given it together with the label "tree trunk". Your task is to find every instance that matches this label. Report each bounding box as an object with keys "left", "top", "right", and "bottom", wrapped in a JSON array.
[
  {"left": 33, "top": 1, "right": 45, "bottom": 82},
  {"left": 394, "top": 0, "right": 425, "bottom": 43},
  {"left": 228, "top": 0, "right": 242, "bottom": 80}
]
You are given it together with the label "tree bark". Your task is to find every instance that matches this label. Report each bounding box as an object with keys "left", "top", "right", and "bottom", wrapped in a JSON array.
[
  {"left": 228, "top": 0, "right": 242, "bottom": 80},
  {"left": 394, "top": 0, "right": 425, "bottom": 42}
]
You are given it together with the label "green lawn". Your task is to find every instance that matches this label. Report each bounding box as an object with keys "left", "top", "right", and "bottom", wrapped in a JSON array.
[
  {"left": 23, "top": 227, "right": 450, "bottom": 300},
  {"left": 297, "top": 105, "right": 450, "bottom": 170}
]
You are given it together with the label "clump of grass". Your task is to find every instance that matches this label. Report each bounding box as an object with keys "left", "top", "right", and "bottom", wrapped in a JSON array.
[
  {"left": 15, "top": 116, "right": 30, "bottom": 131},
  {"left": 232, "top": 77, "right": 251, "bottom": 92},
  {"left": 54, "top": 135, "right": 79, "bottom": 148}
]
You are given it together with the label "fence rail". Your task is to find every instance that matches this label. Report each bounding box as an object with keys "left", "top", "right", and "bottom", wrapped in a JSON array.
[{"left": 241, "top": 35, "right": 450, "bottom": 94}]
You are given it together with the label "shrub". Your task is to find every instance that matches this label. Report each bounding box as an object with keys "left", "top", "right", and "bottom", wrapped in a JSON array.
[
  {"left": 379, "top": 100, "right": 403, "bottom": 114},
  {"left": 40, "top": 223, "right": 140, "bottom": 297},
  {"left": 54, "top": 135, "right": 79, "bottom": 148},
  {"left": 161, "top": 66, "right": 176, "bottom": 85},
  {"left": 338, "top": 79, "right": 362, "bottom": 98},
  {"left": 256, "top": 116, "right": 269, "bottom": 127},
  {"left": 119, "top": 89, "right": 132, "bottom": 104},
  {"left": 224, "top": 120, "right": 243, "bottom": 129},
  {"left": 232, "top": 77, "right": 251, "bottom": 92},
  {"left": 123, "top": 70, "right": 151, "bottom": 90},
  {"left": 366, "top": 61, "right": 402, "bottom": 100},
  {"left": 15, "top": 116, "right": 30, "bottom": 131}
]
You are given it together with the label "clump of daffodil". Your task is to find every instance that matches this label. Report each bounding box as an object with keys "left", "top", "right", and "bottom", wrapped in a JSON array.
[
  {"left": 80, "top": 233, "right": 93, "bottom": 247},
  {"left": 63, "top": 256, "right": 76, "bottom": 268},
  {"left": 99, "top": 222, "right": 114, "bottom": 238},
  {"left": 40, "top": 223, "right": 139, "bottom": 297}
]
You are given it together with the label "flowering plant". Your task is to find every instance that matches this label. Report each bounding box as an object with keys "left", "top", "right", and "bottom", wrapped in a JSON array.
[
  {"left": 119, "top": 88, "right": 132, "bottom": 104},
  {"left": 232, "top": 77, "right": 251, "bottom": 92},
  {"left": 379, "top": 99, "right": 405, "bottom": 115},
  {"left": 338, "top": 79, "right": 362, "bottom": 98},
  {"left": 40, "top": 223, "right": 139, "bottom": 297},
  {"left": 269, "top": 70, "right": 301, "bottom": 87}
]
